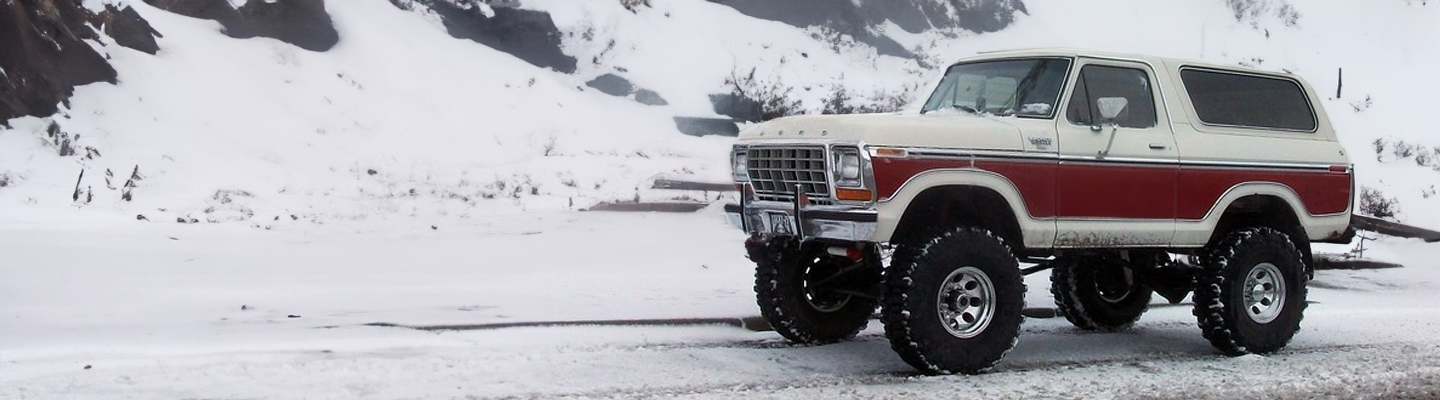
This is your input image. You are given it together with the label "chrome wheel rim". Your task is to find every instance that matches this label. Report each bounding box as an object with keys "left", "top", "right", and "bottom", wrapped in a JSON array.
[
  {"left": 1244, "top": 262, "right": 1286, "bottom": 324},
  {"left": 937, "top": 266, "right": 996, "bottom": 339}
]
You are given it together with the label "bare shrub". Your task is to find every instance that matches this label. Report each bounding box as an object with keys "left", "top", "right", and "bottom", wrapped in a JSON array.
[
  {"left": 1395, "top": 142, "right": 1416, "bottom": 159},
  {"left": 822, "top": 83, "right": 917, "bottom": 115},
  {"left": 1227, "top": 0, "right": 1301, "bottom": 27},
  {"left": 725, "top": 68, "right": 802, "bottom": 122},
  {"left": 856, "top": 85, "right": 919, "bottom": 114},
  {"left": 1415, "top": 147, "right": 1434, "bottom": 167},
  {"left": 619, "top": 0, "right": 649, "bottom": 12},
  {"left": 1359, "top": 186, "right": 1401, "bottom": 220},
  {"left": 821, "top": 85, "right": 855, "bottom": 115},
  {"left": 543, "top": 136, "right": 558, "bottom": 156},
  {"left": 1351, "top": 95, "right": 1372, "bottom": 112},
  {"left": 808, "top": 27, "right": 859, "bottom": 56},
  {"left": 1275, "top": 4, "right": 1300, "bottom": 27}
]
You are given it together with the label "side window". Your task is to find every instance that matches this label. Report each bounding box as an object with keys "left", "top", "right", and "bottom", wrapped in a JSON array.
[
  {"left": 1066, "top": 65, "right": 1157, "bottom": 129},
  {"left": 1180, "top": 69, "right": 1317, "bottom": 131}
]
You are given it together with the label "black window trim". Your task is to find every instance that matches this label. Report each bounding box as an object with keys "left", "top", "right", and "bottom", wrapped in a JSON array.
[
  {"left": 1064, "top": 63, "right": 1161, "bottom": 129},
  {"left": 1177, "top": 66, "right": 1320, "bottom": 134},
  {"left": 1062, "top": 61, "right": 1162, "bottom": 129},
  {"left": 925, "top": 56, "right": 1075, "bottom": 120}
]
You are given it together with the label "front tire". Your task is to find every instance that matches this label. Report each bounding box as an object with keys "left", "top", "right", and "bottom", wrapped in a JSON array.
[
  {"left": 881, "top": 227, "right": 1025, "bottom": 375},
  {"left": 1050, "top": 253, "right": 1153, "bottom": 331},
  {"left": 1193, "top": 227, "right": 1308, "bottom": 355},
  {"left": 752, "top": 238, "right": 879, "bottom": 344}
]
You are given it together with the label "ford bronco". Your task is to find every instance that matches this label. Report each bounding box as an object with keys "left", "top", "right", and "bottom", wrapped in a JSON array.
[{"left": 724, "top": 49, "right": 1353, "bottom": 374}]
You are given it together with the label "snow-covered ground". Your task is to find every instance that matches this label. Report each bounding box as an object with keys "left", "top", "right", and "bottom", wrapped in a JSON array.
[
  {"left": 3, "top": 212, "right": 1439, "bottom": 398},
  {"left": 3, "top": 0, "right": 1440, "bottom": 398}
]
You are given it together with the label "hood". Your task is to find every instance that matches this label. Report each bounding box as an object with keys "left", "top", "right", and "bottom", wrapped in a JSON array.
[{"left": 737, "top": 113, "right": 1025, "bottom": 151}]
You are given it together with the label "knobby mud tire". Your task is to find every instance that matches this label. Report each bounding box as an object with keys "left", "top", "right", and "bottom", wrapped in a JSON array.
[
  {"left": 881, "top": 227, "right": 1025, "bottom": 375},
  {"left": 1193, "top": 227, "right": 1308, "bottom": 355},
  {"left": 752, "top": 239, "right": 878, "bottom": 345},
  {"left": 1050, "top": 255, "right": 1153, "bottom": 331}
]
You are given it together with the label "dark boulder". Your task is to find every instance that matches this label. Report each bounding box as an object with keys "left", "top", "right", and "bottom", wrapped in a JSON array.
[
  {"left": 420, "top": 0, "right": 577, "bottom": 73},
  {"left": 0, "top": 0, "right": 118, "bottom": 121},
  {"left": 708, "top": 93, "right": 762, "bottom": 123},
  {"left": 236, "top": 0, "right": 340, "bottom": 52},
  {"left": 585, "top": 73, "right": 634, "bottom": 97},
  {"left": 95, "top": 4, "right": 164, "bottom": 55},
  {"left": 674, "top": 117, "right": 739, "bottom": 137},
  {"left": 633, "top": 89, "right": 667, "bottom": 106},
  {"left": 144, "top": 0, "right": 339, "bottom": 52},
  {"left": 144, "top": 0, "right": 245, "bottom": 29},
  {"left": 585, "top": 73, "right": 667, "bottom": 106}
]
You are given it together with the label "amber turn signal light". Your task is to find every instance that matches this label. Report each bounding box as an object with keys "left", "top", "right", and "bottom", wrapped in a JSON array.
[
  {"left": 871, "top": 147, "right": 908, "bottom": 158},
  {"left": 835, "top": 188, "right": 873, "bottom": 201}
]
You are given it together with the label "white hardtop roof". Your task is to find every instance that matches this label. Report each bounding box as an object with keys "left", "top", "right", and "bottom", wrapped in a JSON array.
[{"left": 956, "top": 48, "right": 1291, "bottom": 78}]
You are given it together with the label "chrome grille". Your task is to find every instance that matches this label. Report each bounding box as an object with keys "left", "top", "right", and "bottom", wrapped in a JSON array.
[{"left": 746, "top": 146, "right": 833, "bottom": 205}]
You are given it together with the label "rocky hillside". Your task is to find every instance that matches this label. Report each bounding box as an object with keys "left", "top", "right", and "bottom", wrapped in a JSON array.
[
  {"left": 0, "top": 0, "right": 1436, "bottom": 233},
  {"left": 0, "top": 0, "right": 116, "bottom": 122}
]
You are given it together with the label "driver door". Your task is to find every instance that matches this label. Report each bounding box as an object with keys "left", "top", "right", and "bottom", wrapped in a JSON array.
[{"left": 1053, "top": 59, "right": 1179, "bottom": 247}]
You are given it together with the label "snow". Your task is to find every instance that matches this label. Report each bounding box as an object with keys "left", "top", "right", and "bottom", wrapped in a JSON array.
[
  {"left": 3, "top": 0, "right": 1440, "bottom": 398},
  {"left": 5, "top": 216, "right": 1439, "bottom": 398}
]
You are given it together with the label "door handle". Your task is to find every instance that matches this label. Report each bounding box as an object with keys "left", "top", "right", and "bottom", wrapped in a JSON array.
[{"left": 1149, "top": 143, "right": 1168, "bottom": 150}]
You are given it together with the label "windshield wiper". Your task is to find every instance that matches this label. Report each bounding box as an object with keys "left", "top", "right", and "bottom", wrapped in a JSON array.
[{"left": 922, "top": 104, "right": 982, "bottom": 115}]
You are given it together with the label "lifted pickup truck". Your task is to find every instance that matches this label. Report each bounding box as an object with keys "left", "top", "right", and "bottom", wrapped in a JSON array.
[{"left": 725, "top": 48, "right": 1355, "bottom": 374}]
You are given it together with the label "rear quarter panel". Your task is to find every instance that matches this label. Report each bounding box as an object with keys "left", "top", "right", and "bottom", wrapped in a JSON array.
[{"left": 1158, "top": 59, "right": 1353, "bottom": 245}]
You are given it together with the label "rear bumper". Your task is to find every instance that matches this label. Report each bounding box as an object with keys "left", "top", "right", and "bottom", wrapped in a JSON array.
[{"left": 724, "top": 201, "right": 878, "bottom": 242}]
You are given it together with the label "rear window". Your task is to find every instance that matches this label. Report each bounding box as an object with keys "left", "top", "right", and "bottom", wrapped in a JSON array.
[{"left": 1180, "top": 69, "right": 1317, "bottom": 131}]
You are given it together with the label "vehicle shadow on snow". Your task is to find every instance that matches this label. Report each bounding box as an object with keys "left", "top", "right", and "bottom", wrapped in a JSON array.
[
  {"left": 999, "top": 318, "right": 1221, "bottom": 373},
  {"left": 740, "top": 319, "right": 1229, "bottom": 377},
  {"left": 366, "top": 312, "right": 1272, "bottom": 376}
]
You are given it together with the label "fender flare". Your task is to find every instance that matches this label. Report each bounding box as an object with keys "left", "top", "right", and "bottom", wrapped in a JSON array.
[{"left": 1176, "top": 182, "right": 1351, "bottom": 246}]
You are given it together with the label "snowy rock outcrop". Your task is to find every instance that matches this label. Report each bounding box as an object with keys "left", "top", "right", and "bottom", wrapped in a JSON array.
[
  {"left": 713, "top": 0, "right": 1027, "bottom": 58},
  {"left": 95, "top": 4, "right": 165, "bottom": 55},
  {"left": 143, "top": 0, "right": 340, "bottom": 52},
  {"left": 413, "top": 0, "right": 576, "bottom": 73},
  {"left": 0, "top": 0, "right": 117, "bottom": 122}
]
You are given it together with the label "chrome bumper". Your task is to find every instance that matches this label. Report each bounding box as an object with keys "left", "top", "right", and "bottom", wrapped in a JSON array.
[{"left": 724, "top": 201, "right": 878, "bottom": 242}]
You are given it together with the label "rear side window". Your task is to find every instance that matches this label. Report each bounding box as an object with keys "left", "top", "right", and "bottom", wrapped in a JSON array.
[{"left": 1180, "top": 69, "right": 1317, "bottom": 131}]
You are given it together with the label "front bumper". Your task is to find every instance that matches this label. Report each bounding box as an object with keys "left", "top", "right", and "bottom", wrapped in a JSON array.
[{"left": 724, "top": 201, "right": 878, "bottom": 242}]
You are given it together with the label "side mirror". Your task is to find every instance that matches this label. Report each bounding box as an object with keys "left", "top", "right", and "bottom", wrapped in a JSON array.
[
  {"left": 1096, "top": 97, "right": 1128, "bottom": 121},
  {"left": 1093, "top": 97, "right": 1128, "bottom": 159}
]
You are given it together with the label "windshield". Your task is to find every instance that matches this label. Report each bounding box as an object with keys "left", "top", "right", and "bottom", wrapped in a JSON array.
[{"left": 921, "top": 58, "right": 1072, "bottom": 117}]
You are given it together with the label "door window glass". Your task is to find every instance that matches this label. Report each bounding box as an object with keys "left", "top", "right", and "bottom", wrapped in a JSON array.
[{"left": 1066, "top": 65, "right": 1157, "bottom": 128}]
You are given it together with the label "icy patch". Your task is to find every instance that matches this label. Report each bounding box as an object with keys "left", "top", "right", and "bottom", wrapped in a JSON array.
[{"left": 1234, "top": 353, "right": 1268, "bottom": 362}]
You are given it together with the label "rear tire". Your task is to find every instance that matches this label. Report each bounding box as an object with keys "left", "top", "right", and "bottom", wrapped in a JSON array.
[
  {"left": 1050, "top": 253, "right": 1152, "bottom": 331},
  {"left": 881, "top": 227, "right": 1024, "bottom": 375},
  {"left": 753, "top": 239, "right": 878, "bottom": 344},
  {"left": 1193, "top": 227, "right": 1307, "bottom": 355}
]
